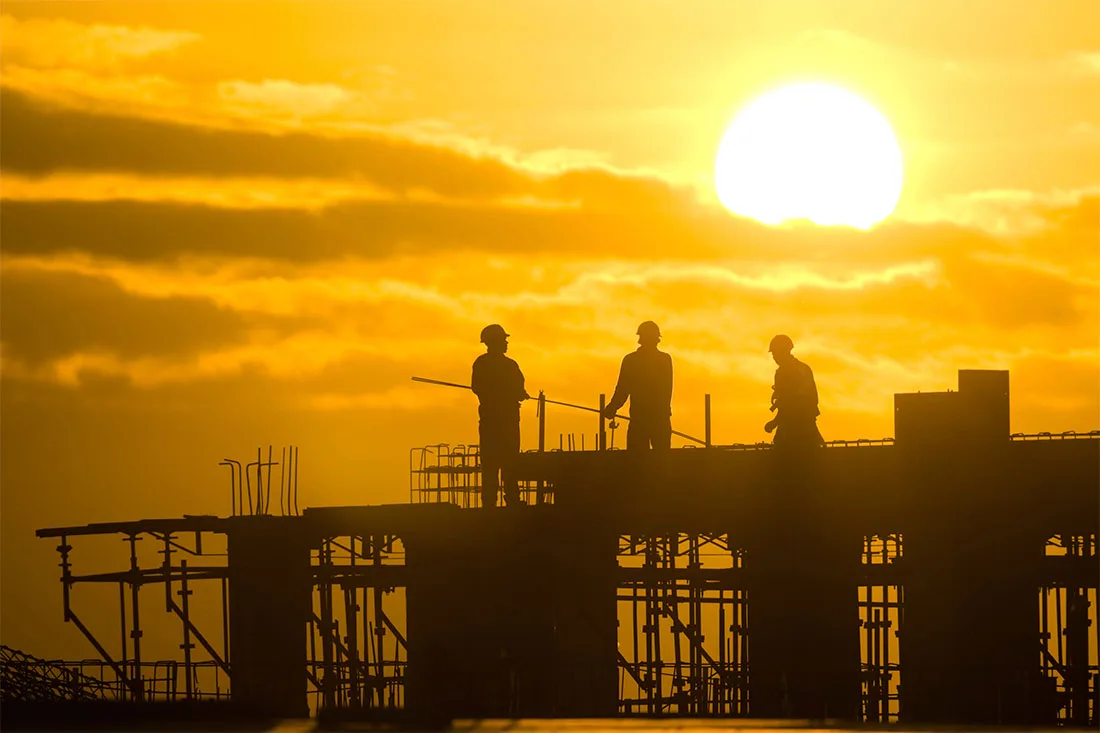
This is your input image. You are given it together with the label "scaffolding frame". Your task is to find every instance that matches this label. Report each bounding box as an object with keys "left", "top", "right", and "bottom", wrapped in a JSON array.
[
  {"left": 32, "top": 520, "right": 232, "bottom": 703},
  {"left": 1041, "top": 533, "right": 1100, "bottom": 726},
  {"left": 309, "top": 533, "right": 408, "bottom": 714},
  {"left": 409, "top": 444, "right": 550, "bottom": 507},
  {"left": 23, "top": 432, "right": 1098, "bottom": 725},
  {"left": 616, "top": 532, "right": 749, "bottom": 715},
  {"left": 860, "top": 533, "right": 904, "bottom": 722}
]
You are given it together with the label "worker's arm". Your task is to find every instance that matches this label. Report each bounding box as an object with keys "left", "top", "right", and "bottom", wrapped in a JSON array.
[
  {"left": 602, "top": 356, "right": 631, "bottom": 418},
  {"left": 665, "top": 354, "right": 674, "bottom": 414},
  {"left": 765, "top": 369, "right": 782, "bottom": 433},
  {"left": 806, "top": 365, "right": 821, "bottom": 416},
  {"left": 470, "top": 359, "right": 484, "bottom": 398},
  {"left": 514, "top": 362, "right": 530, "bottom": 401}
]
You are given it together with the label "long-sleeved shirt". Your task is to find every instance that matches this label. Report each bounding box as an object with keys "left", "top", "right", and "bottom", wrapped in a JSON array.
[
  {"left": 606, "top": 347, "right": 673, "bottom": 420},
  {"left": 471, "top": 353, "right": 527, "bottom": 422},
  {"left": 772, "top": 357, "right": 820, "bottom": 426}
]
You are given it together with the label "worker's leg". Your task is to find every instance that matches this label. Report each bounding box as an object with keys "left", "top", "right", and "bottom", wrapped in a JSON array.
[
  {"left": 777, "top": 421, "right": 824, "bottom": 449},
  {"left": 652, "top": 417, "right": 672, "bottom": 449},
  {"left": 502, "top": 467, "right": 522, "bottom": 506},
  {"left": 626, "top": 420, "right": 646, "bottom": 451},
  {"left": 502, "top": 422, "right": 523, "bottom": 507},
  {"left": 480, "top": 454, "right": 500, "bottom": 508},
  {"left": 479, "top": 421, "right": 501, "bottom": 508}
]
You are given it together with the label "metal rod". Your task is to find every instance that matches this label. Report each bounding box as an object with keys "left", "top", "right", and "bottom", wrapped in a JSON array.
[
  {"left": 256, "top": 447, "right": 263, "bottom": 515},
  {"left": 718, "top": 589, "right": 726, "bottom": 709},
  {"left": 632, "top": 557, "right": 640, "bottom": 694},
  {"left": 221, "top": 576, "right": 230, "bottom": 666},
  {"left": 599, "top": 394, "right": 607, "bottom": 451},
  {"left": 118, "top": 581, "right": 127, "bottom": 687},
  {"left": 373, "top": 534, "right": 386, "bottom": 707},
  {"left": 412, "top": 376, "right": 706, "bottom": 444},
  {"left": 538, "top": 392, "right": 547, "bottom": 505},
  {"left": 280, "top": 447, "right": 287, "bottom": 517},
  {"left": 219, "top": 460, "right": 238, "bottom": 517},
  {"left": 411, "top": 376, "right": 470, "bottom": 390},
  {"left": 66, "top": 608, "right": 137, "bottom": 699},
  {"left": 320, "top": 540, "right": 336, "bottom": 711},
  {"left": 243, "top": 463, "right": 254, "bottom": 516},
  {"left": 179, "top": 560, "right": 193, "bottom": 699},
  {"left": 293, "top": 446, "right": 300, "bottom": 516},
  {"left": 127, "top": 535, "right": 143, "bottom": 700},
  {"left": 705, "top": 394, "right": 712, "bottom": 448},
  {"left": 362, "top": 594, "right": 373, "bottom": 675},
  {"left": 668, "top": 534, "right": 683, "bottom": 711},
  {"left": 265, "top": 446, "right": 274, "bottom": 516},
  {"left": 344, "top": 584, "right": 360, "bottom": 708},
  {"left": 168, "top": 593, "right": 229, "bottom": 674},
  {"left": 161, "top": 534, "right": 173, "bottom": 612}
]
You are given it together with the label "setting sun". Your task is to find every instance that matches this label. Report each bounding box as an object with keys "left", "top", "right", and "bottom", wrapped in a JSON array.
[{"left": 715, "top": 82, "right": 904, "bottom": 229}]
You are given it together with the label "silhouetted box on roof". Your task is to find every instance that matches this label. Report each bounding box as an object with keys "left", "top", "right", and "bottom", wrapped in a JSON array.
[{"left": 894, "top": 369, "right": 1009, "bottom": 445}]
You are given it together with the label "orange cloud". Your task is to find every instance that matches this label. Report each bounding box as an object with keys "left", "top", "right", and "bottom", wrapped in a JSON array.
[
  {"left": 217, "top": 78, "right": 376, "bottom": 122},
  {"left": 902, "top": 186, "right": 1100, "bottom": 234},
  {"left": 0, "top": 14, "right": 200, "bottom": 70},
  {"left": 0, "top": 173, "right": 401, "bottom": 208}
]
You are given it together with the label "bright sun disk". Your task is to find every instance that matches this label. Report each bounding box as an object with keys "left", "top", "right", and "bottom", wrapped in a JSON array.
[{"left": 715, "top": 82, "right": 904, "bottom": 230}]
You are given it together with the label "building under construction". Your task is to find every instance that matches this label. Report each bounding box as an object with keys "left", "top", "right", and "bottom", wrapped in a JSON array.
[{"left": 3, "top": 369, "right": 1098, "bottom": 727}]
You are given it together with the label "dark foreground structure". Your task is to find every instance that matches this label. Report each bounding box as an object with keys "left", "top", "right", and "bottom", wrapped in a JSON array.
[{"left": 5, "top": 370, "right": 1098, "bottom": 727}]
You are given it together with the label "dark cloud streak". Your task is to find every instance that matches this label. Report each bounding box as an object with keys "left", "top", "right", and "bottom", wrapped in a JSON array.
[
  {"left": 0, "top": 268, "right": 304, "bottom": 364},
  {"left": 0, "top": 198, "right": 733, "bottom": 261},
  {"left": 0, "top": 89, "right": 530, "bottom": 199}
]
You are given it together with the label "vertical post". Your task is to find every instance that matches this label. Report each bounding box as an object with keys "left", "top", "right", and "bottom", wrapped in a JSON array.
[
  {"left": 865, "top": 607, "right": 876, "bottom": 722},
  {"left": 162, "top": 535, "right": 173, "bottom": 611},
  {"left": 180, "top": 559, "right": 194, "bottom": 699},
  {"left": 704, "top": 394, "right": 712, "bottom": 448},
  {"left": 599, "top": 394, "right": 607, "bottom": 451},
  {"left": 261, "top": 442, "right": 270, "bottom": 517},
  {"left": 538, "top": 391, "right": 546, "bottom": 505},
  {"left": 293, "top": 446, "right": 300, "bottom": 516},
  {"left": 220, "top": 577, "right": 230, "bottom": 666},
  {"left": 345, "top": 586, "right": 361, "bottom": 708},
  {"left": 367, "top": 581, "right": 376, "bottom": 699},
  {"left": 718, "top": 590, "right": 726, "bottom": 710},
  {"left": 538, "top": 391, "right": 546, "bottom": 452},
  {"left": 320, "top": 540, "right": 336, "bottom": 712},
  {"left": 119, "top": 581, "right": 128, "bottom": 691},
  {"left": 347, "top": 537, "right": 360, "bottom": 708},
  {"left": 128, "top": 534, "right": 144, "bottom": 701},
  {"left": 280, "top": 447, "right": 287, "bottom": 517},
  {"left": 256, "top": 447, "right": 263, "bottom": 515},
  {"left": 373, "top": 534, "right": 386, "bottom": 708},
  {"left": 59, "top": 537, "right": 72, "bottom": 625}
]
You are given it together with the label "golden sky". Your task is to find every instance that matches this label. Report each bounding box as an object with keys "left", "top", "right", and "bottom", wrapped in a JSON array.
[{"left": 1, "top": 1, "right": 1098, "bottom": 656}]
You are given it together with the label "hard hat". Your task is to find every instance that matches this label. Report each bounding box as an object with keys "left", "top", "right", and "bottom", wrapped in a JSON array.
[
  {"left": 480, "top": 324, "right": 509, "bottom": 343},
  {"left": 636, "top": 321, "right": 661, "bottom": 338},
  {"left": 769, "top": 334, "right": 794, "bottom": 353}
]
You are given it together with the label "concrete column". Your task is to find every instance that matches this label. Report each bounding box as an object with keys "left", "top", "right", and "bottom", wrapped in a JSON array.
[{"left": 227, "top": 517, "right": 312, "bottom": 717}]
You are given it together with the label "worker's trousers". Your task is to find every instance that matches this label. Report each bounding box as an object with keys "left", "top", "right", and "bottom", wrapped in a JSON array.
[
  {"left": 626, "top": 417, "right": 672, "bottom": 450},
  {"left": 773, "top": 420, "right": 825, "bottom": 448},
  {"left": 480, "top": 421, "right": 522, "bottom": 507}
]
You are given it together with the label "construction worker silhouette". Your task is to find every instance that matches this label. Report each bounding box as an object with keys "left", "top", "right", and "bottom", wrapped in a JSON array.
[
  {"left": 471, "top": 324, "right": 529, "bottom": 507},
  {"left": 601, "top": 321, "right": 673, "bottom": 450},
  {"left": 764, "top": 334, "right": 825, "bottom": 447}
]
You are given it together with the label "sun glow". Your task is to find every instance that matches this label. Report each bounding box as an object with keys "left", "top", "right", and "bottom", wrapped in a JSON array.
[{"left": 715, "top": 83, "right": 904, "bottom": 230}]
